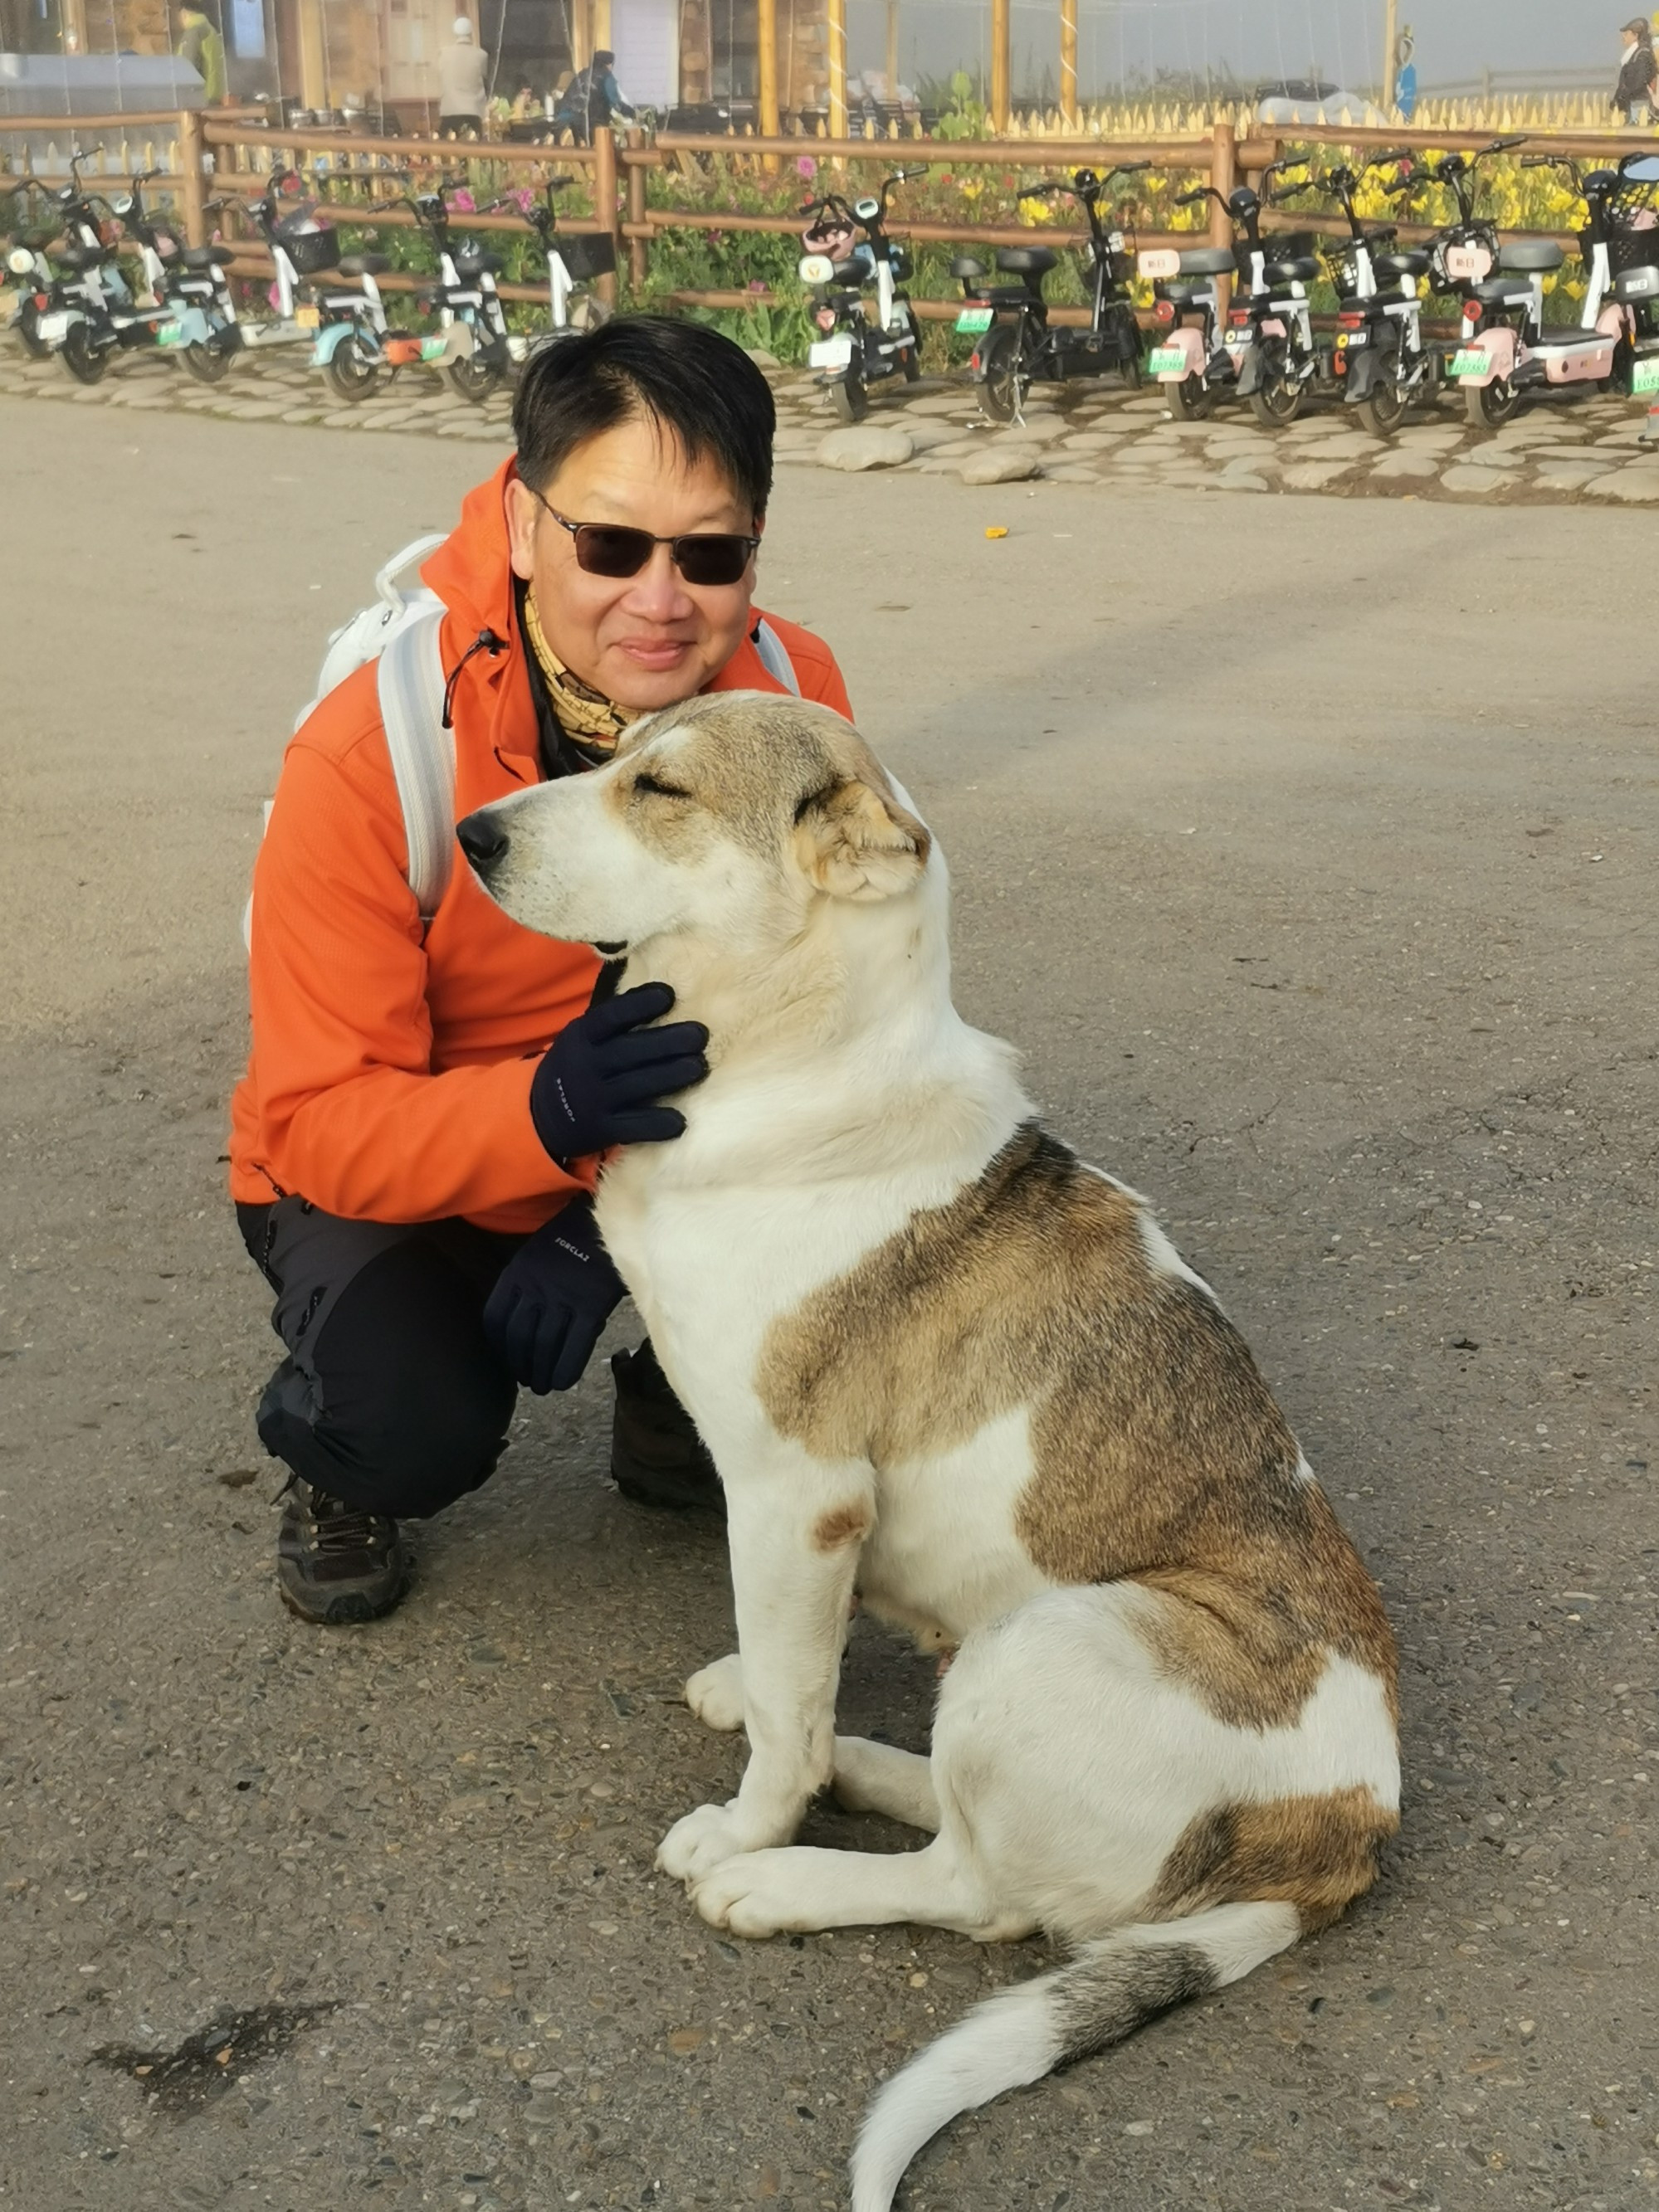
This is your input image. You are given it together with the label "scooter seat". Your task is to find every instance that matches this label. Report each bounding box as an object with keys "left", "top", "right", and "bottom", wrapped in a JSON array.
[
  {"left": 181, "top": 242, "right": 234, "bottom": 270},
  {"left": 983, "top": 285, "right": 1037, "bottom": 305},
  {"left": 830, "top": 257, "right": 866, "bottom": 283},
  {"left": 1499, "top": 240, "right": 1563, "bottom": 274},
  {"left": 1264, "top": 255, "right": 1319, "bottom": 283},
  {"left": 1613, "top": 264, "right": 1659, "bottom": 302},
  {"left": 336, "top": 251, "right": 388, "bottom": 278},
  {"left": 995, "top": 246, "right": 1056, "bottom": 277},
  {"left": 1175, "top": 245, "right": 1237, "bottom": 275},
  {"left": 56, "top": 242, "right": 110, "bottom": 272},
  {"left": 949, "top": 255, "right": 986, "bottom": 280},
  {"left": 1376, "top": 249, "right": 1430, "bottom": 279},
  {"left": 453, "top": 247, "right": 502, "bottom": 279},
  {"left": 1160, "top": 280, "right": 1211, "bottom": 305},
  {"left": 1471, "top": 275, "right": 1532, "bottom": 305}
]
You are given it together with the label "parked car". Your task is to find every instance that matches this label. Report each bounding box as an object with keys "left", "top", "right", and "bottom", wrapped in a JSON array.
[{"left": 1255, "top": 77, "right": 1388, "bottom": 127}]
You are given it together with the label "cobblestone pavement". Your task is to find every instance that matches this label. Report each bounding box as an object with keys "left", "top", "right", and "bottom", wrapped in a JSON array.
[{"left": 8, "top": 337, "right": 1659, "bottom": 504}]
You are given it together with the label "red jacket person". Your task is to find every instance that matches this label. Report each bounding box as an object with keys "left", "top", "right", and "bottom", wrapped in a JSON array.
[{"left": 232, "top": 318, "right": 852, "bottom": 1623}]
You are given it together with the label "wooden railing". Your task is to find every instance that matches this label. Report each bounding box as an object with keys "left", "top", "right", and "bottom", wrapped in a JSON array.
[{"left": 4, "top": 108, "right": 1654, "bottom": 333}]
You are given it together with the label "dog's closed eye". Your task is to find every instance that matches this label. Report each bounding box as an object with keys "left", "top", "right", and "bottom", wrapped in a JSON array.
[{"left": 632, "top": 772, "right": 692, "bottom": 801}]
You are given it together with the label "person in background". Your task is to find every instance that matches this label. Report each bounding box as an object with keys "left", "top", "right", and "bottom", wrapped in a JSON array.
[
  {"left": 438, "top": 15, "right": 490, "bottom": 139},
  {"left": 1614, "top": 17, "right": 1659, "bottom": 125},
  {"left": 1392, "top": 26, "right": 1417, "bottom": 123},
  {"left": 176, "top": 2, "right": 227, "bottom": 103},
  {"left": 554, "top": 49, "right": 637, "bottom": 143},
  {"left": 510, "top": 80, "right": 540, "bottom": 120}
]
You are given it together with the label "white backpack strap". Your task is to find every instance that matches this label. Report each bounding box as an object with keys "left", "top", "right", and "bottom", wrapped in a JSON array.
[
  {"left": 374, "top": 531, "right": 449, "bottom": 611},
  {"left": 753, "top": 616, "right": 801, "bottom": 697},
  {"left": 378, "top": 607, "right": 454, "bottom": 927}
]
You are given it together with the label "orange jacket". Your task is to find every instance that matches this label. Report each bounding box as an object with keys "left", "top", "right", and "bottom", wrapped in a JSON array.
[{"left": 229, "top": 457, "right": 852, "bottom": 1234}]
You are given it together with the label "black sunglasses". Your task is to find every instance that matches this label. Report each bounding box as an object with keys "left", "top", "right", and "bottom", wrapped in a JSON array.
[{"left": 529, "top": 488, "right": 759, "bottom": 587}]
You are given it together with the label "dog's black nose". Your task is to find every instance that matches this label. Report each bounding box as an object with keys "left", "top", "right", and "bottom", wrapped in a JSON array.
[{"left": 456, "top": 811, "right": 509, "bottom": 871}]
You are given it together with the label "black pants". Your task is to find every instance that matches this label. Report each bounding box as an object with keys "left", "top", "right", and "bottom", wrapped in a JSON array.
[{"left": 238, "top": 1196, "right": 528, "bottom": 1518}]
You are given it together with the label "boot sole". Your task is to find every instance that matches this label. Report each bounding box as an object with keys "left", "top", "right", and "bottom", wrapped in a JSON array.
[{"left": 277, "top": 1572, "right": 411, "bottom": 1626}]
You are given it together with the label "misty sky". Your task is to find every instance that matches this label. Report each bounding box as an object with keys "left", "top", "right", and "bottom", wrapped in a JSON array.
[{"left": 847, "top": 1, "right": 1627, "bottom": 101}]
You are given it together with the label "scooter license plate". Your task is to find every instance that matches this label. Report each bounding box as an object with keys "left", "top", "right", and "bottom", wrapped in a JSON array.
[
  {"left": 954, "top": 306, "right": 993, "bottom": 334},
  {"left": 33, "top": 309, "right": 71, "bottom": 343},
  {"left": 1632, "top": 355, "right": 1659, "bottom": 396},
  {"left": 808, "top": 334, "right": 855, "bottom": 369},
  {"left": 1448, "top": 348, "right": 1489, "bottom": 378},
  {"left": 1146, "top": 345, "right": 1187, "bottom": 375},
  {"left": 293, "top": 304, "right": 321, "bottom": 329}
]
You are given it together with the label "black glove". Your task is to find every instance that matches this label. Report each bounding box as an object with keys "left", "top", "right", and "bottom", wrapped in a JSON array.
[
  {"left": 483, "top": 1196, "right": 626, "bottom": 1395},
  {"left": 529, "top": 981, "right": 708, "bottom": 1164}
]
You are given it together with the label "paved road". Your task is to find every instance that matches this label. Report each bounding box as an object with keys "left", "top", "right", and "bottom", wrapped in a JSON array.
[{"left": 2, "top": 398, "right": 1655, "bottom": 2212}]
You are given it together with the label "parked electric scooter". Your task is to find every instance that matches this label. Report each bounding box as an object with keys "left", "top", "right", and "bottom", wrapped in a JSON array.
[
  {"left": 1517, "top": 152, "right": 1659, "bottom": 402},
  {"left": 20, "top": 153, "right": 176, "bottom": 383},
  {"left": 1418, "top": 135, "right": 1526, "bottom": 306},
  {"left": 1139, "top": 157, "right": 1307, "bottom": 418},
  {"left": 2, "top": 178, "right": 71, "bottom": 358},
  {"left": 487, "top": 176, "right": 613, "bottom": 358},
  {"left": 798, "top": 166, "right": 927, "bottom": 423},
  {"left": 1446, "top": 152, "right": 1633, "bottom": 426},
  {"left": 954, "top": 163, "right": 1149, "bottom": 421},
  {"left": 1323, "top": 156, "right": 1439, "bottom": 435},
  {"left": 150, "top": 171, "right": 355, "bottom": 382}
]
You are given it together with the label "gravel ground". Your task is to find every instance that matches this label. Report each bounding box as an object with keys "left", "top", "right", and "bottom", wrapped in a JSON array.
[
  {"left": 1, "top": 397, "right": 1656, "bottom": 2212},
  {"left": 6, "top": 334, "right": 1659, "bottom": 504}
]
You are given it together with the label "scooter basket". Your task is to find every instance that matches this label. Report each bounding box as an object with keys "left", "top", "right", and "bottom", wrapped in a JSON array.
[
  {"left": 1591, "top": 224, "right": 1659, "bottom": 275},
  {"left": 557, "top": 230, "right": 616, "bottom": 280},
  {"left": 276, "top": 217, "right": 339, "bottom": 275}
]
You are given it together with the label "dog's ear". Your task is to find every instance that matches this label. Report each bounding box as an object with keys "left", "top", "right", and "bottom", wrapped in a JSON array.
[{"left": 793, "top": 777, "right": 931, "bottom": 901}]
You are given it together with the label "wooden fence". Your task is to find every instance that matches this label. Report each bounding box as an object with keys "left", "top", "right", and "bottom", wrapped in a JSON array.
[{"left": 3, "top": 109, "right": 1655, "bottom": 333}]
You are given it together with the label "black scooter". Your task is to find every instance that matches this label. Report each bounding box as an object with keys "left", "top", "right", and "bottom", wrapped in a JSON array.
[
  {"left": 954, "top": 163, "right": 1149, "bottom": 422},
  {"left": 798, "top": 168, "right": 928, "bottom": 424}
]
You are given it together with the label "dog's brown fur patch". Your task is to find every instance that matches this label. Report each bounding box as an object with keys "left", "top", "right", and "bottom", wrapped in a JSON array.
[
  {"left": 1146, "top": 1785, "right": 1399, "bottom": 1929},
  {"left": 757, "top": 1124, "right": 1397, "bottom": 1731},
  {"left": 812, "top": 1502, "right": 874, "bottom": 1552}
]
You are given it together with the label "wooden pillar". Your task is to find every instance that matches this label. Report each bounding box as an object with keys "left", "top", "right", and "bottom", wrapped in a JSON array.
[
  {"left": 296, "top": 0, "right": 329, "bottom": 110},
  {"left": 757, "top": 0, "right": 779, "bottom": 161},
  {"left": 825, "top": 0, "right": 847, "bottom": 140},
  {"left": 1208, "top": 118, "right": 1235, "bottom": 313},
  {"left": 1382, "top": 0, "right": 1398, "bottom": 110},
  {"left": 625, "top": 126, "right": 647, "bottom": 286},
  {"left": 178, "top": 107, "right": 207, "bottom": 246},
  {"left": 1058, "top": 0, "right": 1076, "bottom": 128},
  {"left": 60, "top": 0, "right": 87, "bottom": 53},
  {"left": 990, "top": 0, "right": 1009, "bottom": 133},
  {"left": 592, "top": 0, "right": 612, "bottom": 49},
  {"left": 572, "top": 0, "right": 593, "bottom": 76},
  {"left": 884, "top": 0, "right": 898, "bottom": 96},
  {"left": 592, "top": 126, "right": 619, "bottom": 305}
]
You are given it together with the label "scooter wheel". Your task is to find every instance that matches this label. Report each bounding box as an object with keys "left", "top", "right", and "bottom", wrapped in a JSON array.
[
  {"left": 1168, "top": 372, "right": 1212, "bottom": 421},
  {"left": 182, "top": 338, "right": 235, "bottom": 384},
  {"left": 1248, "top": 375, "right": 1303, "bottom": 428},
  {"left": 16, "top": 301, "right": 52, "bottom": 358},
  {"left": 60, "top": 322, "right": 110, "bottom": 384},
  {"left": 325, "top": 333, "right": 381, "bottom": 402},
  {"left": 829, "top": 375, "right": 869, "bottom": 424},
  {"left": 446, "top": 352, "right": 505, "bottom": 403},
  {"left": 978, "top": 324, "right": 1027, "bottom": 423},
  {"left": 899, "top": 306, "right": 922, "bottom": 381},
  {"left": 1354, "top": 380, "right": 1407, "bottom": 437},
  {"left": 1463, "top": 376, "right": 1518, "bottom": 430}
]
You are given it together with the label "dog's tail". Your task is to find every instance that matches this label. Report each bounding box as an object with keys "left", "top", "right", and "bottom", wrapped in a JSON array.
[{"left": 850, "top": 1901, "right": 1301, "bottom": 2212}]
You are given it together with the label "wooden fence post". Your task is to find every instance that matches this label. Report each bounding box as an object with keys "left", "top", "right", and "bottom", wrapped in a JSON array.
[
  {"left": 1208, "top": 117, "right": 1234, "bottom": 313},
  {"left": 178, "top": 106, "right": 207, "bottom": 246},
  {"left": 990, "top": 0, "right": 1010, "bottom": 133},
  {"left": 1058, "top": 0, "right": 1077, "bottom": 131},
  {"left": 758, "top": 0, "right": 779, "bottom": 168},
  {"left": 825, "top": 0, "right": 847, "bottom": 143},
  {"left": 593, "top": 128, "right": 620, "bottom": 307},
  {"left": 625, "top": 129, "right": 647, "bottom": 290}
]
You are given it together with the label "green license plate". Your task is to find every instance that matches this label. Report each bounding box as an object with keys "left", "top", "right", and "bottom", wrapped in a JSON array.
[
  {"left": 954, "top": 306, "right": 993, "bottom": 334},
  {"left": 1632, "top": 354, "right": 1659, "bottom": 395},
  {"left": 1146, "top": 346, "right": 1186, "bottom": 374},
  {"left": 1449, "top": 348, "right": 1489, "bottom": 378},
  {"left": 154, "top": 322, "right": 188, "bottom": 347}
]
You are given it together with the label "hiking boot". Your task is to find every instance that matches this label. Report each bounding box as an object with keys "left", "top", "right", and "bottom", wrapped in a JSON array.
[
  {"left": 276, "top": 1479, "right": 411, "bottom": 1625},
  {"left": 610, "top": 1342, "right": 725, "bottom": 1516}
]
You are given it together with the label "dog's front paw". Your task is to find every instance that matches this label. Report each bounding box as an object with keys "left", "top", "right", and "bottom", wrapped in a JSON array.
[
  {"left": 684, "top": 1653, "right": 744, "bottom": 1733},
  {"left": 656, "top": 1802, "right": 757, "bottom": 1883},
  {"left": 689, "top": 1849, "right": 808, "bottom": 1937}
]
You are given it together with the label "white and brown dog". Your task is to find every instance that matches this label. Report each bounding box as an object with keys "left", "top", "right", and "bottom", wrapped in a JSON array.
[{"left": 462, "top": 694, "right": 1400, "bottom": 2212}]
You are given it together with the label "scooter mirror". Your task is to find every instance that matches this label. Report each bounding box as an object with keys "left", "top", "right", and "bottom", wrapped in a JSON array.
[
  {"left": 798, "top": 252, "right": 834, "bottom": 284},
  {"left": 7, "top": 246, "right": 35, "bottom": 275},
  {"left": 852, "top": 196, "right": 881, "bottom": 222},
  {"left": 1622, "top": 155, "right": 1659, "bottom": 183}
]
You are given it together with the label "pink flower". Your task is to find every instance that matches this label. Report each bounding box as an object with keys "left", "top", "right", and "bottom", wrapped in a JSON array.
[
  {"left": 512, "top": 186, "right": 534, "bottom": 213},
  {"left": 451, "top": 186, "right": 476, "bottom": 212},
  {"left": 796, "top": 155, "right": 817, "bottom": 178},
  {"left": 748, "top": 277, "right": 768, "bottom": 290}
]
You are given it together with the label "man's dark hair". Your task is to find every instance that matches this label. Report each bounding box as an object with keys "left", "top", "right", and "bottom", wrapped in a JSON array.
[
  {"left": 594, "top": 48, "right": 615, "bottom": 66},
  {"left": 512, "top": 314, "right": 775, "bottom": 519}
]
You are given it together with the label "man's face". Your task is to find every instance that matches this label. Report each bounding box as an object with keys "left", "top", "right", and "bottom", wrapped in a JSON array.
[{"left": 505, "top": 415, "right": 760, "bottom": 713}]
